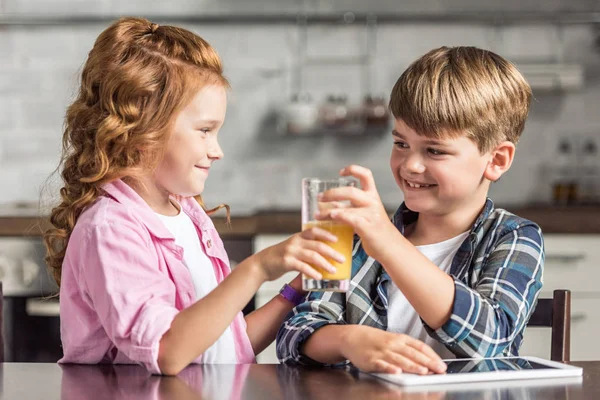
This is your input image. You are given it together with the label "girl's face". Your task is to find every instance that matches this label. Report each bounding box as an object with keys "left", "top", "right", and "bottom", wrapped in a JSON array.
[{"left": 155, "top": 85, "right": 227, "bottom": 197}]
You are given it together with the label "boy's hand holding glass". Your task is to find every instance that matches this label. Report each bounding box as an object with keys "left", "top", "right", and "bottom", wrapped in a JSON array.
[{"left": 316, "top": 165, "right": 398, "bottom": 260}]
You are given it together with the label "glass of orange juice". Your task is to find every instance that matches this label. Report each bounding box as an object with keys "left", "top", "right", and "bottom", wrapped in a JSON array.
[{"left": 302, "top": 177, "right": 355, "bottom": 292}]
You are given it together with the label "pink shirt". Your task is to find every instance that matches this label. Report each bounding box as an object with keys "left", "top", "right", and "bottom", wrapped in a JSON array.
[{"left": 58, "top": 179, "right": 256, "bottom": 374}]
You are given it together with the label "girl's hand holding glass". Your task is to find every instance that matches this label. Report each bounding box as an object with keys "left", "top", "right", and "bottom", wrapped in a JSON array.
[{"left": 252, "top": 226, "right": 345, "bottom": 283}]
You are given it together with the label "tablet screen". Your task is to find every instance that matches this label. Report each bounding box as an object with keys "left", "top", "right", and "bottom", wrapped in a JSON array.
[{"left": 445, "top": 358, "right": 559, "bottom": 374}]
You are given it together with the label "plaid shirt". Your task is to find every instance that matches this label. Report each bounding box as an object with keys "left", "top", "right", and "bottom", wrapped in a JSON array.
[{"left": 276, "top": 198, "right": 544, "bottom": 366}]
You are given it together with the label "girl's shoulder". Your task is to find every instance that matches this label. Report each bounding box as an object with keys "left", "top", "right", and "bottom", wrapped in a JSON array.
[{"left": 72, "top": 194, "right": 151, "bottom": 242}]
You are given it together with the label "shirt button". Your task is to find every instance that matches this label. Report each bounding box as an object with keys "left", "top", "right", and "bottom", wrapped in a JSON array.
[{"left": 207, "top": 239, "right": 212, "bottom": 248}]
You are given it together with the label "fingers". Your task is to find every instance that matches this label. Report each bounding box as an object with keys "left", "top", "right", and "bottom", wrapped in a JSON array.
[
  {"left": 302, "top": 240, "right": 346, "bottom": 264},
  {"left": 317, "top": 187, "right": 371, "bottom": 207},
  {"left": 328, "top": 208, "right": 360, "bottom": 227},
  {"left": 383, "top": 351, "right": 429, "bottom": 375},
  {"left": 317, "top": 200, "right": 351, "bottom": 212},
  {"left": 300, "top": 226, "right": 338, "bottom": 243},
  {"left": 373, "top": 359, "right": 402, "bottom": 375},
  {"left": 381, "top": 335, "right": 446, "bottom": 375},
  {"left": 299, "top": 227, "right": 346, "bottom": 263},
  {"left": 291, "top": 229, "right": 345, "bottom": 276},
  {"left": 340, "top": 165, "right": 377, "bottom": 193},
  {"left": 404, "top": 338, "right": 447, "bottom": 374},
  {"left": 286, "top": 257, "right": 323, "bottom": 280},
  {"left": 389, "top": 343, "right": 442, "bottom": 375},
  {"left": 297, "top": 248, "right": 337, "bottom": 275}
]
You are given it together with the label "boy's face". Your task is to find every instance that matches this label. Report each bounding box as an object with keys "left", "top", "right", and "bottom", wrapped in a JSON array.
[{"left": 389, "top": 118, "right": 493, "bottom": 215}]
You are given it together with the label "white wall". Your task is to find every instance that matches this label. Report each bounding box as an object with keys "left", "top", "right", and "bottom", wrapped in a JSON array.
[{"left": 1, "top": 0, "right": 599, "bottom": 214}]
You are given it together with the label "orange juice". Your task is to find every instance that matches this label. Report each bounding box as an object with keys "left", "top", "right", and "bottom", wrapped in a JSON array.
[{"left": 302, "top": 221, "right": 353, "bottom": 280}]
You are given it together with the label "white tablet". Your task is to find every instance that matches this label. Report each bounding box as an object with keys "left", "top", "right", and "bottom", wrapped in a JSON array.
[{"left": 370, "top": 356, "right": 583, "bottom": 387}]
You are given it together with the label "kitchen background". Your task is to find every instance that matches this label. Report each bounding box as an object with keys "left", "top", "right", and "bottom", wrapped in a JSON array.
[
  {"left": 0, "top": 0, "right": 599, "bottom": 213},
  {"left": 1, "top": 0, "right": 600, "bottom": 364}
]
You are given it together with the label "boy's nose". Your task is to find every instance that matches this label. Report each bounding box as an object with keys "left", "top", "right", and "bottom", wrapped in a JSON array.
[{"left": 403, "top": 154, "right": 426, "bottom": 174}]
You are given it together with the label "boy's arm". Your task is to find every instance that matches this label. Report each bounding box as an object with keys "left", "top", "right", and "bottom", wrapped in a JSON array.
[
  {"left": 317, "top": 165, "right": 543, "bottom": 358},
  {"left": 316, "top": 165, "right": 457, "bottom": 330},
  {"left": 276, "top": 290, "right": 348, "bottom": 366},
  {"left": 422, "top": 223, "right": 544, "bottom": 357}
]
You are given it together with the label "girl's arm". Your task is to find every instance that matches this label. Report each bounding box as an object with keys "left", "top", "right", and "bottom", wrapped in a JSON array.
[
  {"left": 158, "top": 228, "right": 342, "bottom": 375},
  {"left": 158, "top": 255, "right": 264, "bottom": 375},
  {"left": 244, "top": 275, "right": 304, "bottom": 356}
]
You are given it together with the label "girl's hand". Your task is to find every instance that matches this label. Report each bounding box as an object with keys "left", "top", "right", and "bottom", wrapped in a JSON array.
[
  {"left": 252, "top": 227, "right": 345, "bottom": 282},
  {"left": 341, "top": 325, "right": 447, "bottom": 375},
  {"left": 316, "top": 165, "right": 398, "bottom": 259}
]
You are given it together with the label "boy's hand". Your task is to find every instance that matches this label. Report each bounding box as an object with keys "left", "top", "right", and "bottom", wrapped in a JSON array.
[
  {"left": 316, "top": 165, "right": 400, "bottom": 259},
  {"left": 341, "top": 325, "right": 447, "bottom": 375}
]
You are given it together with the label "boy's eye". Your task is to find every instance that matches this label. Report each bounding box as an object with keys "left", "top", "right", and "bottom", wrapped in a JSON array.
[
  {"left": 199, "top": 129, "right": 210, "bottom": 136},
  {"left": 427, "top": 148, "right": 446, "bottom": 156},
  {"left": 393, "top": 141, "right": 408, "bottom": 148}
]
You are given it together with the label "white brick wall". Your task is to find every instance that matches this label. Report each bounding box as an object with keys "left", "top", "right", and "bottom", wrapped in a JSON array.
[{"left": 1, "top": 1, "right": 599, "bottom": 212}]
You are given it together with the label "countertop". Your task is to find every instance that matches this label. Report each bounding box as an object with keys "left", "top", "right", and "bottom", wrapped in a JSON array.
[
  {"left": 0, "top": 362, "right": 597, "bottom": 400},
  {"left": 1, "top": 205, "right": 599, "bottom": 238}
]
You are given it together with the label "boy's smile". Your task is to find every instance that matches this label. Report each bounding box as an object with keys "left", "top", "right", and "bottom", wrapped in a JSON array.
[
  {"left": 403, "top": 178, "right": 438, "bottom": 190},
  {"left": 390, "top": 118, "right": 493, "bottom": 216}
]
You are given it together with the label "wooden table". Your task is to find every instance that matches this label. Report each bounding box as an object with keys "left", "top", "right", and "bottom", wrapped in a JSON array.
[{"left": 0, "top": 361, "right": 598, "bottom": 399}]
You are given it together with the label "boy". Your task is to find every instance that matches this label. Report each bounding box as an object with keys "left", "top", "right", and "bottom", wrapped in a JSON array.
[{"left": 276, "top": 46, "right": 544, "bottom": 375}]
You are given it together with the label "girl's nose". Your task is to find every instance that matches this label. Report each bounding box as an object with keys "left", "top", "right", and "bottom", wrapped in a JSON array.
[{"left": 208, "top": 139, "right": 224, "bottom": 160}]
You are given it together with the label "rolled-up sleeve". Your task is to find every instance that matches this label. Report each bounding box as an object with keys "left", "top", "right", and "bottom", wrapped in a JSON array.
[
  {"left": 77, "top": 221, "right": 179, "bottom": 374},
  {"left": 276, "top": 291, "right": 348, "bottom": 366},
  {"left": 424, "top": 223, "right": 544, "bottom": 358}
]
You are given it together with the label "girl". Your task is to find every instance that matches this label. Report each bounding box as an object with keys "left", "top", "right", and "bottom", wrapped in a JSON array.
[{"left": 43, "top": 17, "right": 343, "bottom": 376}]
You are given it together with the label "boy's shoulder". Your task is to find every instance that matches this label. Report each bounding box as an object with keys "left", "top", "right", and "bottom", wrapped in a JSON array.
[
  {"left": 479, "top": 205, "right": 542, "bottom": 239},
  {"left": 472, "top": 203, "right": 544, "bottom": 258}
]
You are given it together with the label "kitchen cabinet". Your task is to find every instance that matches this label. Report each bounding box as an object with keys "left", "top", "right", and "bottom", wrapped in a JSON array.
[{"left": 253, "top": 234, "right": 296, "bottom": 364}]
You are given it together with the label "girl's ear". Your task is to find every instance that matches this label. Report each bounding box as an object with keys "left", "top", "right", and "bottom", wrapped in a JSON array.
[{"left": 483, "top": 141, "right": 515, "bottom": 182}]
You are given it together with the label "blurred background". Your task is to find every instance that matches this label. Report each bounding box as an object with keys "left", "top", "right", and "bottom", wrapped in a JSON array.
[
  {"left": 0, "top": 0, "right": 599, "bottom": 364},
  {"left": 0, "top": 0, "right": 599, "bottom": 212}
]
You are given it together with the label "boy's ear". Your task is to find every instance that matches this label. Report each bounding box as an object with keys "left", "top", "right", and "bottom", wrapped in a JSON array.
[{"left": 483, "top": 141, "right": 515, "bottom": 182}]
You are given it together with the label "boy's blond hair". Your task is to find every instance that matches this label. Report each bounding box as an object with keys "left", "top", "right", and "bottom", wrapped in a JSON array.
[{"left": 389, "top": 46, "right": 532, "bottom": 153}]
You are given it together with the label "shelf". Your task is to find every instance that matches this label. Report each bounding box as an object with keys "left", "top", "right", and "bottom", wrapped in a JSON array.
[
  {"left": 0, "top": 12, "right": 599, "bottom": 27},
  {"left": 282, "top": 124, "right": 390, "bottom": 138},
  {"left": 2, "top": 205, "right": 600, "bottom": 237}
]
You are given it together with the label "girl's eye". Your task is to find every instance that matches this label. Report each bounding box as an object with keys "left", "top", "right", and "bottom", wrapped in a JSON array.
[
  {"left": 393, "top": 141, "right": 408, "bottom": 148},
  {"left": 199, "top": 129, "right": 210, "bottom": 136}
]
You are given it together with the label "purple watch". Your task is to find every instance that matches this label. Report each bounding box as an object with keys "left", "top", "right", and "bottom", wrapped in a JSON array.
[{"left": 279, "top": 283, "right": 306, "bottom": 306}]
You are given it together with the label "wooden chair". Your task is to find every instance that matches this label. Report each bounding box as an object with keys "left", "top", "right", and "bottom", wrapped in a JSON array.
[{"left": 528, "top": 289, "right": 571, "bottom": 362}]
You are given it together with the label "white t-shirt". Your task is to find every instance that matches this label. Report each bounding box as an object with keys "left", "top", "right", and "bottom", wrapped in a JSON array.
[
  {"left": 386, "top": 231, "right": 470, "bottom": 360},
  {"left": 156, "top": 203, "right": 237, "bottom": 364}
]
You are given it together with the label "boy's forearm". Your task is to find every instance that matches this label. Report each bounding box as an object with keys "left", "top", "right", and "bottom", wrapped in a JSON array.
[
  {"left": 300, "top": 325, "right": 350, "bottom": 365},
  {"left": 378, "top": 231, "right": 455, "bottom": 330}
]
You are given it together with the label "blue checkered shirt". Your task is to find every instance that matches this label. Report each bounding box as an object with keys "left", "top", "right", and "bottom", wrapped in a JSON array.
[{"left": 276, "top": 198, "right": 545, "bottom": 366}]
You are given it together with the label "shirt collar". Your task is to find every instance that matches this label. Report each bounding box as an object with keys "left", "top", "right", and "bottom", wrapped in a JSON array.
[
  {"left": 391, "top": 198, "right": 495, "bottom": 234},
  {"left": 379, "top": 198, "right": 495, "bottom": 298},
  {"left": 101, "top": 179, "right": 214, "bottom": 240}
]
